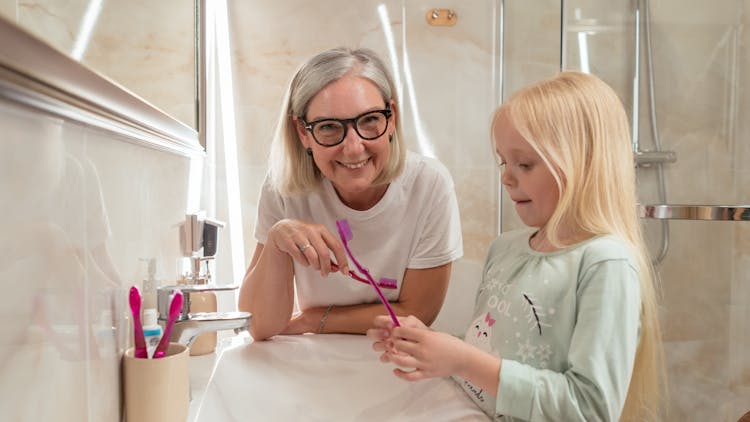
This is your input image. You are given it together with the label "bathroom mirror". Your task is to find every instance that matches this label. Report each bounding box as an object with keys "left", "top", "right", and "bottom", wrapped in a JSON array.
[{"left": 0, "top": 0, "right": 198, "bottom": 130}]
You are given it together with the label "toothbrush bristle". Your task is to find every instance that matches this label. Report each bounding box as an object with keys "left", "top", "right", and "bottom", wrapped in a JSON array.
[
  {"left": 336, "top": 219, "right": 353, "bottom": 241},
  {"left": 378, "top": 278, "right": 397, "bottom": 289}
]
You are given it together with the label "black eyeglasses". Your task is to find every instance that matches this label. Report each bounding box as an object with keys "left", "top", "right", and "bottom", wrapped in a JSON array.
[{"left": 301, "top": 109, "right": 392, "bottom": 147}]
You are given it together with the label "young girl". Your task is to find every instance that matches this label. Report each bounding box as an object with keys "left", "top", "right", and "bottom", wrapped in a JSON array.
[{"left": 368, "top": 72, "right": 664, "bottom": 421}]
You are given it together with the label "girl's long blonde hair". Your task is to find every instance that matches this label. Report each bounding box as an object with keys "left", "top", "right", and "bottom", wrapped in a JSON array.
[{"left": 495, "top": 71, "right": 665, "bottom": 421}]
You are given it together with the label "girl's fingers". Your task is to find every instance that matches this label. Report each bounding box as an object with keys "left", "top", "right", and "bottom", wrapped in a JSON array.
[
  {"left": 367, "top": 328, "right": 390, "bottom": 343},
  {"left": 393, "top": 368, "right": 427, "bottom": 382},
  {"left": 391, "top": 326, "right": 423, "bottom": 342},
  {"left": 392, "top": 338, "right": 421, "bottom": 357},
  {"left": 371, "top": 340, "right": 388, "bottom": 353},
  {"left": 386, "top": 351, "right": 420, "bottom": 369},
  {"left": 372, "top": 315, "right": 395, "bottom": 329}
]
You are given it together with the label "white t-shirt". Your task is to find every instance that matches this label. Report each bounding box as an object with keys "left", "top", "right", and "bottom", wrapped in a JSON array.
[{"left": 254, "top": 151, "right": 463, "bottom": 310}]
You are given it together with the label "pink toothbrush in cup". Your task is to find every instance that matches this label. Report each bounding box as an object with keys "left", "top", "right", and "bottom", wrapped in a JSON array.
[
  {"left": 128, "top": 286, "right": 148, "bottom": 359},
  {"left": 152, "top": 290, "right": 183, "bottom": 359},
  {"left": 336, "top": 219, "right": 400, "bottom": 327}
]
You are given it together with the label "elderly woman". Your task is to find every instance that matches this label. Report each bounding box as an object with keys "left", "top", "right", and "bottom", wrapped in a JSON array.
[{"left": 239, "top": 47, "right": 462, "bottom": 341}]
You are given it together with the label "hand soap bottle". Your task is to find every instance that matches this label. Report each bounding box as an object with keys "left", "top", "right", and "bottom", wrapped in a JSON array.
[
  {"left": 188, "top": 257, "right": 217, "bottom": 356},
  {"left": 140, "top": 258, "right": 160, "bottom": 310},
  {"left": 186, "top": 218, "right": 224, "bottom": 356}
]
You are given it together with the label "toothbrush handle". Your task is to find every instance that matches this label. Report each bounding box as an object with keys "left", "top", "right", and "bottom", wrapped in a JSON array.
[
  {"left": 133, "top": 315, "right": 148, "bottom": 359},
  {"left": 152, "top": 321, "right": 174, "bottom": 359},
  {"left": 336, "top": 230, "right": 400, "bottom": 327},
  {"left": 359, "top": 267, "right": 400, "bottom": 327},
  {"left": 153, "top": 292, "right": 183, "bottom": 359},
  {"left": 331, "top": 262, "right": 395, "bottom": 288}
]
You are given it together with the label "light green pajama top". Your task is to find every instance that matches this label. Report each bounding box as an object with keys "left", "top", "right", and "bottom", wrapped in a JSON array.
[{"left": 456, "top": 228, "right": 641, "bottom": 421}]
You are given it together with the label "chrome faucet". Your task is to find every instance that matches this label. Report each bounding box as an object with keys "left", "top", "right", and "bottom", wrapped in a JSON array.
[
  {"left": 158, "top": 212, "right": 251, "bottom": 347},
  {"left": 156, "top": 283, "right": 251, "bottom": 347}
]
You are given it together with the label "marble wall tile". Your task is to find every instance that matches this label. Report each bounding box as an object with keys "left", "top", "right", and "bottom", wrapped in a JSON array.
[
  {"left": 0, "top": 1, "right": 15, "bottom": 18},
  {"left": 0, "top": 99, "right": 193, "bottom": 420},
  {"left": 503, "top": 0, "right": 561, "bottom": 96}
]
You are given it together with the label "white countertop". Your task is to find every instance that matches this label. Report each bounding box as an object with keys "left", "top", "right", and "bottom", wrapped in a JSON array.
[{"left": 187, "top": 333, "right": 489, "bottom": 421}]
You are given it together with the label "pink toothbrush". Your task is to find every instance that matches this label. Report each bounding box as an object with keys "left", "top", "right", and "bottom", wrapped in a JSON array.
[
  {"left": 152, "top": 290, "right": 183, "bottom": 359},
  {"left": 336, "top": 219, "right": 400, "bottom": 327},
  {"left": 128, "top": 286, "right": 148, "bottom": 359}
]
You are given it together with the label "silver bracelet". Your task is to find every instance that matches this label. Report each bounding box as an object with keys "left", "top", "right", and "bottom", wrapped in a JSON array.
[{"left": 317, "top": 305, "right": 333, "bottom": 334}]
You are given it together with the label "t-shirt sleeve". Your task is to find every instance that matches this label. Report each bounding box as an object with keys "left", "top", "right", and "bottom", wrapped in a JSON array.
[
  {"left": 407, "top": 161, "right": 463, "bottom": 268},
  {"left": 253, "top": 174, "right": 285, "bottom": 245},
  {"left": 495, "top": 259, "right": 641, "bottom": 421}
]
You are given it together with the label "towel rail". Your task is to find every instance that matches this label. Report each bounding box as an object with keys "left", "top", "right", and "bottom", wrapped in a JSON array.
[{"left": 639, "top": 205, "right": 750, "bottom": 221}]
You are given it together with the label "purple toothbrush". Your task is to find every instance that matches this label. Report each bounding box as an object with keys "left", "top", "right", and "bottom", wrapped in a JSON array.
[
  {"left": 331, "top": 262, "right": 397, "bottom": 289},
  {"left": 336, "top": 219, "right": 400, "bottom": 327}
]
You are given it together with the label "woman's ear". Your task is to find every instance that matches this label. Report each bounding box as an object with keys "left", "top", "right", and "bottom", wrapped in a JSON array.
[
  {"left": 292, "top": 116, "right": 311, "bottom": 149},
  {"left": 388, "top": 99, "right": 398, "bottom": 136}
]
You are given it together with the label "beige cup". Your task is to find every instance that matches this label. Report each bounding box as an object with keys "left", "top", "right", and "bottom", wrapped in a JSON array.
[{"left": 123, "top": 343, "right": 189, "bottom": 422}]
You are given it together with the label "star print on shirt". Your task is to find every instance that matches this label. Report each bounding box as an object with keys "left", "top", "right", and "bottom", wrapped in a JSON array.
[
  {"left": 536, "top": 343, "right": 553, "bottom": 368},
  {"left": 516, "top": 338, "right": 537, "bottom": 363}
]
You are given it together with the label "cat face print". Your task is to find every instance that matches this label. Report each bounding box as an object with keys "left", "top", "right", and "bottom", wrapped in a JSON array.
[{"left": 465, "top": 312, "right": 495, "bottom": 352}]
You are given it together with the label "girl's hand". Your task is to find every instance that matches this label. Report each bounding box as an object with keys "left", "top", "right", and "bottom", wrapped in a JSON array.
[
  {"left": 267, "top": 219, "right": 349, "bottom": 277},
  {"left": 367, "top": 315, "right": 429, "bottom": 363},
  {"left": 386, "top": 324, "right": 472, "bottom": 382}
]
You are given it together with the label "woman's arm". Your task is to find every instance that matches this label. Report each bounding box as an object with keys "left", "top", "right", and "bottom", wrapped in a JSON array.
[
  {"left": 284, "top": 263, "right": 453, "bottom": 335},
  {"left": 239, "top": 218, "right": 351, "bottom": 340},
  {"left": 238, "top": 243, "right": 295, "bottom": 341}
]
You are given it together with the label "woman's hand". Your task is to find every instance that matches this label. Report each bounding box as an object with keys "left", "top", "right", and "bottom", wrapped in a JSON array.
[
  {"left": 267, "top": 219, "right": 349, "bottom": 277},
  {"left": 368, "top": 314, "right": 473, "bottom": 382}
]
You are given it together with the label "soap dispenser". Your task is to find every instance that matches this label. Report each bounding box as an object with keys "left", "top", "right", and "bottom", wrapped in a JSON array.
[
  {"left": 185, "top": 216, "right": 225, "bottom": 356},
  {"left": 188, "top": 257, "right": 218, "bottom": 356},
  {"left": 139, "top": 258, "right": 160, "bottom": 310}
]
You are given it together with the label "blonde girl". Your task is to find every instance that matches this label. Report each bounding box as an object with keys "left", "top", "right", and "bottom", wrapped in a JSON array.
[{"left": 369, "top": 71, "right": 664, "bottom": 421}]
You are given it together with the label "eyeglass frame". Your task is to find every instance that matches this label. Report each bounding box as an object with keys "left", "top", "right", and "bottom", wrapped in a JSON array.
[{"left": 300, "top": 108, "right": 393, "bottom": 147}]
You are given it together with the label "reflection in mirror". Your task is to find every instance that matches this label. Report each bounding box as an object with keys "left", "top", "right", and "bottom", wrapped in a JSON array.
[{"left": 0, "top": 0, "right": 197, "bottom": 130}]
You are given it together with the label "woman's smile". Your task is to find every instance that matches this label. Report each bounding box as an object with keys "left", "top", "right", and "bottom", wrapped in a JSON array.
[{"left": 339, "top": 157, "right": 371, "bottom": 169}]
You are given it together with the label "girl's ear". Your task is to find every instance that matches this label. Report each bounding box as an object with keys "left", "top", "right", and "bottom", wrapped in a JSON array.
[{"left": 292, "top": 116, "right": 311, "bottom": 149}]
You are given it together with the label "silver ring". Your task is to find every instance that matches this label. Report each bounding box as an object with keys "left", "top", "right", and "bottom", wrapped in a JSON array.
[{"left": 298, "top": 243, "right": 312, "bottom": 252}]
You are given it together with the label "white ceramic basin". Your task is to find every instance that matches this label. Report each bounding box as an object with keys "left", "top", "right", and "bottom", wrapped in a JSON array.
[{"left": 192, "top": 334, "right": 489, "bottom": 421}]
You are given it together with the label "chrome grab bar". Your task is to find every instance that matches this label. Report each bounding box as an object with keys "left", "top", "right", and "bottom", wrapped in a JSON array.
[
  {"left": 639, "top": 204, "right": 750, "bottom": 221},
  {"left": 634, "top": 150, "right": 676, "bottom": 167}
]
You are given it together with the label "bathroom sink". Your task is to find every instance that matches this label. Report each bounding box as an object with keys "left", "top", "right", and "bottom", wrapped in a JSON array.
[{"left": 191, "top": 334, "right": 489, "bottom": 421}]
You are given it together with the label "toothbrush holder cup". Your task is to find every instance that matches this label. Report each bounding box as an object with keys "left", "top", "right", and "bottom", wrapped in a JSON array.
[{"left": 123, "top": 342, "right": 189, "bottom": 422}]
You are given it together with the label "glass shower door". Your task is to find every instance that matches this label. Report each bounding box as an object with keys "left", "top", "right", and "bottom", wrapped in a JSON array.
[{"left": 560, "top": 0, "right": 750, "bottom": 420}]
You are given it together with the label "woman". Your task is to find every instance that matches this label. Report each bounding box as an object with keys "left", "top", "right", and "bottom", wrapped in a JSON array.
[{"left": 239, "top": 47, "right": 463, "bottom": 341}]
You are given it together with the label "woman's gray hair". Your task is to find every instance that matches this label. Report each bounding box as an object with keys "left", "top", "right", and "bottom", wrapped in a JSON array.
[{"left": 268, "top": 47, "right": 405, "bottom": 195}]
